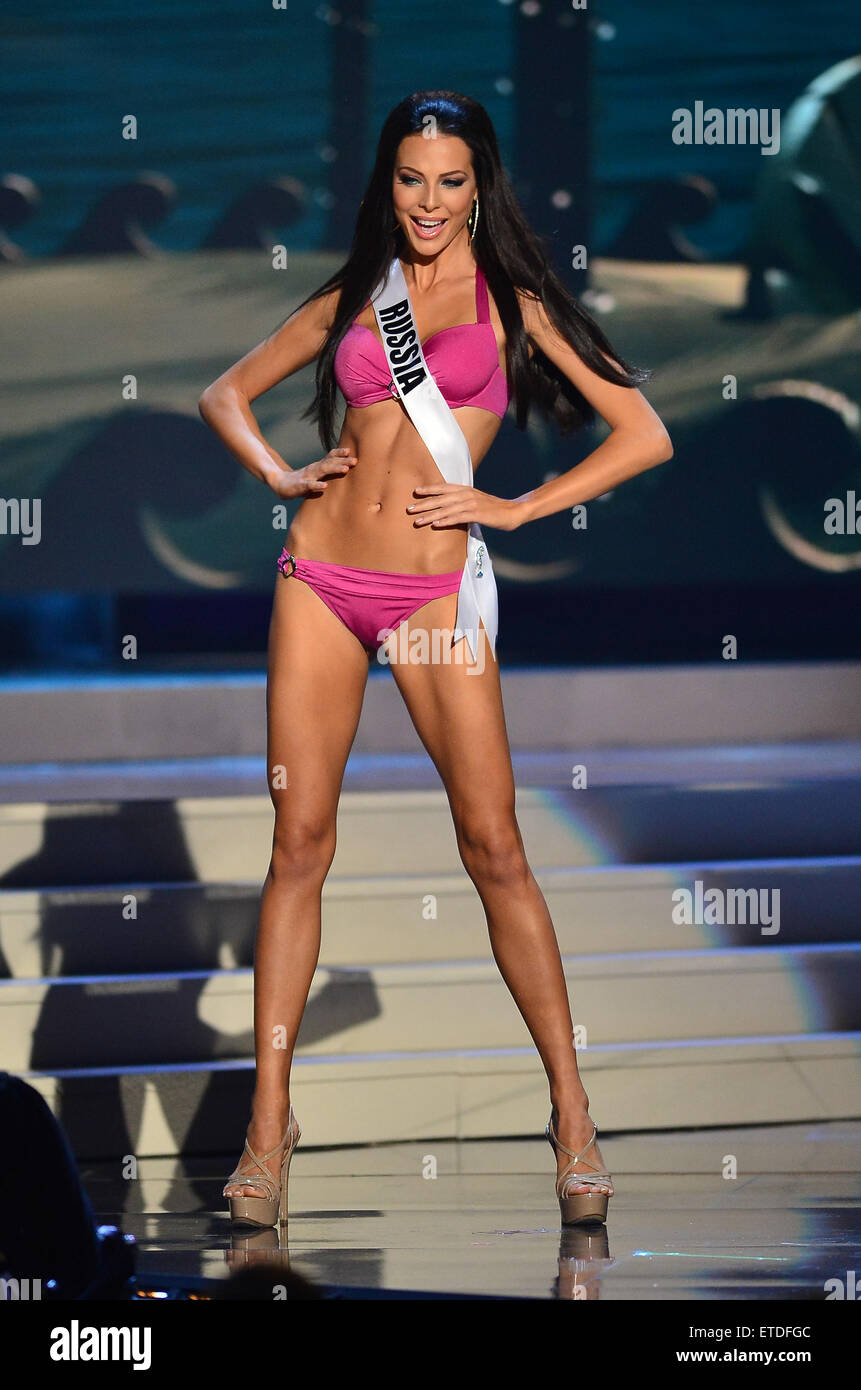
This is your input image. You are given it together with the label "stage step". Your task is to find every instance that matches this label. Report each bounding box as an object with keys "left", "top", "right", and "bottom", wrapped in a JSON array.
[
  {"left": 1, "top": 663, "right": 860, "bottom": 763},
  {"left": 3, "top": 777, "right": 861, "bottom": 888},
  {"left": 3, "top": 695, "right": 858, "bottom": 1157},
  {"left": 4, "top": 943, "right": 859, "bottom": 1071},
  {"left": 1, "top": 858, "right": 859, "bottom": 978},
  {"left": 22, "top": 1032, "right": 861, "bottom": 1158},
  {"left": 2, "top": 740, "right": 861, "bottom": 803}
]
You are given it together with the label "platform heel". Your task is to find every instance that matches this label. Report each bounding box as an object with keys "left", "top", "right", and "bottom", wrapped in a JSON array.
[
  {"left": 223, "top": 1108, "right": 300, "bottom": 1228},
  {"left": 546, "top": 1114, "right": 613, "bottom": 1226}
]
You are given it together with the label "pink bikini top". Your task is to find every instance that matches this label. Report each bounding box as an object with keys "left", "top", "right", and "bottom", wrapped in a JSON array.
[{"left": 334, "top": 265, "right": 508, "bottom": 419}]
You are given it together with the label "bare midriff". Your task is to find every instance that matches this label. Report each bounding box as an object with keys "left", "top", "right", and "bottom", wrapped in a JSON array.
[{"left": 284, "top": 400, "right": 503, "bottom": 575}]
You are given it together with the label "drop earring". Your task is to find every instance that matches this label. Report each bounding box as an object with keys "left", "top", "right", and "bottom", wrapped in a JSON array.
[{"left": 466, "top": 196, "right": 479, "bottom": 241}]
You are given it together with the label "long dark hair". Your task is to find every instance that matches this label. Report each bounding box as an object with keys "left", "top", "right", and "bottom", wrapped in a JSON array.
[{"left": 294, "top": 90, "right": 651, "bottom": 450}]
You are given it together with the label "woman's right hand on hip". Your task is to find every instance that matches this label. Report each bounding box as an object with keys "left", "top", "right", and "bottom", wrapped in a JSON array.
[{"left": 270, "top": 448, "right": 357, "bottom": 499}]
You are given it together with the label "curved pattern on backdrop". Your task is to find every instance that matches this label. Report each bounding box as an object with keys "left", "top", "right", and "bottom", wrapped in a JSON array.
[{"left": 753, "top": 381, "right": 861, "bottom": 572}]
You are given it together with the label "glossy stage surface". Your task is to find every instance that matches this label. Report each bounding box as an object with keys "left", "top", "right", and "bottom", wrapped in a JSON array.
[{"left": 80, "top": 1121, "right": 861, "bottom": 1300}]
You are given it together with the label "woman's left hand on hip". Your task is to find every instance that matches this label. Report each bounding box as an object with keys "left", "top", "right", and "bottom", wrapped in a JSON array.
[{"left": 407, "top": 484, "right": 522, "bottom": 532}]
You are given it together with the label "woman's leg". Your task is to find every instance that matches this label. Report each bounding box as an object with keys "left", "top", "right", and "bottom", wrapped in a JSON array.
[
  {"left": 386, "top": 607, "right": 612, "bottom": 1196},
  {"left": 226, "top": 573, "right": 370, "bottom": 1197}
]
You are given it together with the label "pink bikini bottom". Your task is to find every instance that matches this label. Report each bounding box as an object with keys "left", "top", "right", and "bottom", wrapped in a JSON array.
[{"left": 276, "top": 547, "right": 463, "bottom": 651}]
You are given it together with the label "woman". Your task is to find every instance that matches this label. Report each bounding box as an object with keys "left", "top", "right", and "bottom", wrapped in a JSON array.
[{"left": 199, "top": 90, "right": 672, "bottom": 1230}]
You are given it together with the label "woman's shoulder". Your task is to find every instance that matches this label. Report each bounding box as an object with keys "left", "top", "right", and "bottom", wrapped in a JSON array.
[{"left": 305, "top": 282, "right": 344, "bottom": 332}]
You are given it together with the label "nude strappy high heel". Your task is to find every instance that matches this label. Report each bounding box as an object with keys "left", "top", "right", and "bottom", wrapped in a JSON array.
[
  {"left": 546, "top": 1114, "right": 613, "bottom": 1227},
  {"left": 223, "top": 1108, "right": 300, "bottom": 1228}
]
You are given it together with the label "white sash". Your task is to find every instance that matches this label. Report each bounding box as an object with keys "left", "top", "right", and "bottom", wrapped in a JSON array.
[{"left": 370, "top": 257, "right": 498, "bottom": 662}]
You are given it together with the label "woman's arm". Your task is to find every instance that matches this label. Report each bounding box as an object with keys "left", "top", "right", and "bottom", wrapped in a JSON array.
[
  {"left": 408, "top": 289, "right": 673, "bottom": 534},
  {"left": 508, "top": 290, "right": 673, "bottom": 527},
  {"left": 198, "top": 287, "right": 346, "bottom": 493}
]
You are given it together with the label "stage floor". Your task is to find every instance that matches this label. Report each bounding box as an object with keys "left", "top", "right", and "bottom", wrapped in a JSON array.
[{"left": 79, "top": 1121, "right": 861, "bottom": 1300}]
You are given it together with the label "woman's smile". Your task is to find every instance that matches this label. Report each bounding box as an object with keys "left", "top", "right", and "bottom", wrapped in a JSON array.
[{"left": 409, "top": 214, "right": 448, "bottom": 240}]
